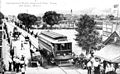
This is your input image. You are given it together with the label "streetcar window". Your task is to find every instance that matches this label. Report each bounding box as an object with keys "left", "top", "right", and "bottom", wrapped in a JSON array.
[
  {"left": 65, "top": 43, "right": 71, "bottom": 50},
  {"left": 61, "top": 43, "right": 66, "bottom": 50},
  {"left": 56, "top": 43, "right": 72, "bottom": 51},
  {"left": 57, "top": 44, "right": 61, "bottom": 50}
]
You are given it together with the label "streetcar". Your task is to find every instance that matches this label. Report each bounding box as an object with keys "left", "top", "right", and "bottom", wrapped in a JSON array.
[{"left": 38, "top": 31, "right": 73, "bottom": 66}]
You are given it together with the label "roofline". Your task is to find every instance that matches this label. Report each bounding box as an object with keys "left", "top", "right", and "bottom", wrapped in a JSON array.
[
  {"left": 38, "top": 34, "right": 72, "bottom": 44},
  {"left": 103, "top": 31, "right": 120, "bottom": 45},
  {"left": 40, "top": 31, "right": 67, "bottom": 40}
]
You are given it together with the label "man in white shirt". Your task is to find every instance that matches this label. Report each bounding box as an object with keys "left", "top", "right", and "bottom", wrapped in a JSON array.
[{"left": 87, "top": 61, "right": 92, "bottom": 74}]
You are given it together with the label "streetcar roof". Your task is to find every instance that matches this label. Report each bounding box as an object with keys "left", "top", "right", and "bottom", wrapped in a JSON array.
[
  {"left": 38, "top": 31, "right": 72, "bottom": 43},
  {"left": 40, "top": 31, "right": 67, "bottom": 40}
]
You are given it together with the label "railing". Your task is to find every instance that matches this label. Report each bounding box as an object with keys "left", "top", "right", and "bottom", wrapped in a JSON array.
[
  {"left": 5, "top": 21, "right": 39, "bottom": 53},
  {"left": 11, "top": 22, "right": 39, "bottom": 50}
]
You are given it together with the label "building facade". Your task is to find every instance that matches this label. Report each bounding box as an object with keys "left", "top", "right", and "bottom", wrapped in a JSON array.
[{"left": 102, "top": 19, "right": 120, "bottom": 41}]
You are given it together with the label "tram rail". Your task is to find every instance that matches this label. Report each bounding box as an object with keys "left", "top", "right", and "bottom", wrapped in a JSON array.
[{"left": 58, "top": 66, "right": 81, "bottom": 74}]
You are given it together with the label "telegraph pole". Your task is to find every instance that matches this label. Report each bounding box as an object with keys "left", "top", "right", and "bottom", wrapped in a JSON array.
[
  {"left": 114, "top": 4, "right": 119, "bottom": 30},
  {"left": 117, "top": 5, "right": 119, "bottom": 25}
]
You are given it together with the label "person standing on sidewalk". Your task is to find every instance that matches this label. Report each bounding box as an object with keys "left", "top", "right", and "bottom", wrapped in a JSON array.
[
  {"left": 93, "top": 57, "right": 100, "bottom": 74},
  {"left": 15, "top": 57, "right": 20, "bottom": 73},
  {"left": 87, "top": 60, "right": 92, "bottom": 74},
  {"left": 114, "top": 63, "right": 119, "bottom": 72},
  {"left": 20, "top": 55, "right": 26, "bottom": 74},
  {"left": 10, "top": 48, "right": 14, "bottom": 61},
  {"left": 103, "top": 61, "right": 107, "bottom": 74},
  {"left": 13, "top": 57, "right": 16, "bottom": 72},
  {"left": 8, "top": 56, "right": 12, "bottom": 71}
]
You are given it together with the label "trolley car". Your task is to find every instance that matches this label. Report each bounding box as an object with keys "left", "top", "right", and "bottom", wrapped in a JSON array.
[{"left": 38, "top": 31, "right": 73, "bottom": 66}]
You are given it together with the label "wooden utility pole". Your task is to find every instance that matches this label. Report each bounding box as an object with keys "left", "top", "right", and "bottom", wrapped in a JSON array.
[{"left": 115, "top": 4, "right": 119, "bottom": 30}]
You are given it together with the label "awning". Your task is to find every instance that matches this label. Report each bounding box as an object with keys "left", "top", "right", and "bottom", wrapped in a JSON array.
[{"left": 94, "top": 44, "right": 120, "bottom": 63}]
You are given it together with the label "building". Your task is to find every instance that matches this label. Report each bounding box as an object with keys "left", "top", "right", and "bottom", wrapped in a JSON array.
[
  {"left": 94, "top": 31, "right": 120, "bottom": 63},
  {"left": 95, "top": 19, "right": 103, "bottom": 30},
  {"left": 102, "top": 19, "right": 120, "bottom": 41}
]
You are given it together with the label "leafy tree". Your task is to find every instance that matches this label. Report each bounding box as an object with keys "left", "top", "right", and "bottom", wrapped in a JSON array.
[
  {"left": 0, "top": 12, "right": 4, "bottom": 24},
  {"left": 106, "top": 14, "right": 115, "bottom": 20},
  {"left": 34, "top": 16, "right": 41, "bottom": 27},
  {"left": 42, "top": 11, "right": 61, "bottom": 29},
  {"left": 75, "top": 14, "right": 101, "bottom": 54},
  {"left": 17, "top": 13, "right": 37, "bottom": 30}
]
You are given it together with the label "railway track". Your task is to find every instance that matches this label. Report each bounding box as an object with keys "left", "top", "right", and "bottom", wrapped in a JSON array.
[{"left": 58, "top": 66, "right": 81, "bottom": 74}]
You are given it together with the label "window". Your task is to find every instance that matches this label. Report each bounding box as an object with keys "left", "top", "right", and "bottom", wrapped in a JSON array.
[
  {"left": 57, "top": 44, "right": 61, "bottom": 50},
  {"left": 65, "top": 43, "right": 72, "bottom": 50},
  {"left": 56, "top": 43, "right": 72, "bottom": 51}
]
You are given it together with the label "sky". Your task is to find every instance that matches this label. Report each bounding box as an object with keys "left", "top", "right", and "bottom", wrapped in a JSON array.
[{"left": 0, "top": 0, "right": 120, "bottom": 16}]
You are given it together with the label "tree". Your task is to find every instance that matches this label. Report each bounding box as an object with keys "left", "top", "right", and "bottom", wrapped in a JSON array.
[
  {"left": 42, "top": 11, "right": 61, "bottom": 29},
  {"left": 17, "top": 13, "right": 37, "bottom": 30},
  {"left": 75, "top": 14, "right": 101, "bottom": 54},
  {"left": 106, "top": 14, "right": 115, "bottom": 20},
  {"left": 0, "top": 12, "right": 4, "bottom": 24}
]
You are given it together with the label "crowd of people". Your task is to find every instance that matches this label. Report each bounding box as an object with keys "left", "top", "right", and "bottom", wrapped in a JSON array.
[
  {"left": 72, "top": 51, "right": 119, "bottom": 74},
  {"left": 8, "top": 55, "right": 26, "bottom": 74},
  {"left": 6, "top": 26, "right": 27, "bottom": 74},
  {"left": 86, "top": 54, "right": 119, "bottom": 74}
]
